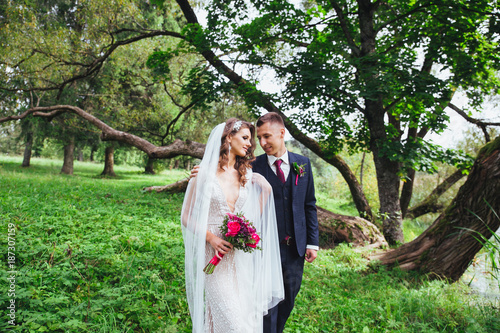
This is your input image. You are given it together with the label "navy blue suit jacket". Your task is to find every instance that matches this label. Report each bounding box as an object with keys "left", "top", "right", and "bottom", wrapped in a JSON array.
[{"left": 252, "top": 152, "right": 319, "bottom": 257}]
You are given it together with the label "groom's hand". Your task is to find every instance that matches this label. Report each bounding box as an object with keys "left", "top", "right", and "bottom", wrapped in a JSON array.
[
  {"left": 190, "top": 165, "right": 200, "bottom": 179},
  {"left": 305, "top": 249, "right": 317, "bottom": 263}
]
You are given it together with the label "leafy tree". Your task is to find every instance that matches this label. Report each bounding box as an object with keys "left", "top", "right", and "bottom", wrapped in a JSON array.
[
  {"left": 2, "top": 0, "right": 500, "bottom": 240},
  {"left": 165, "top": 0, "right": 500, "bottom": 244}
]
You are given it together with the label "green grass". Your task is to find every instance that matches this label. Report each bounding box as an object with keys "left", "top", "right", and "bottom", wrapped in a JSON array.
[{"left": 1, "top": 156, "right": 499, "bottom": 332}]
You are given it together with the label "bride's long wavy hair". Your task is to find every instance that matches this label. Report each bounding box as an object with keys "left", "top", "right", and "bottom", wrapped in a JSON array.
[{"left": 219, "top": 118, "right": 256, "bottom": 186}]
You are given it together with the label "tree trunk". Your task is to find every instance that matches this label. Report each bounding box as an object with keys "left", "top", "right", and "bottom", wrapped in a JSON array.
[
  {"left": 77, "top": 147, "right": 84, "bottom": 161},
  {"left": 366, "top": 97, "right": 404, "bottom": 245},
  {"left": 143, "top": 177, "right": 189, "bottom": 193},
  {"left": 21, "top": 131, "right": 33, "bottom": 168},
  {"left": 372, "top": 136, "right": 500, "bottom": 281},
  {"left": 371, "top": 135, "right": 404, "bottom": 245},
  {"left": 400, "top": 169, "right": 416, "bottom": 218},
  {"left": 61, "top": 136, "right": 75, "bottom": 175},
  {"left": 359, "top": 152, "right": 366, "bottom": 187},
  {"left": 90, "top": 146, "right": 97, "bottom": 162},
  {"left": 174, "top": 159, "right": 180, "bottom": 169},
  {"left": 406, "top": 169, "right": 466, "bottom": 219},
  {"left": 358, "top": 0, "right": 402, "bottom": 242},
  {"left": 145, "top": 156, "right": 156, "bottom": 174},
  {"left": 101, "top": 146, "right": 116, "bottom": 177},
  {"left": 316, "top": 206, "right": 387, "bottom": 249}
]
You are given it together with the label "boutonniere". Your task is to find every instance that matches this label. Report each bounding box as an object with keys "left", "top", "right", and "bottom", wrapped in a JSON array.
[{"left": 292, "top": 162, "right": 306, "bottom": 186}]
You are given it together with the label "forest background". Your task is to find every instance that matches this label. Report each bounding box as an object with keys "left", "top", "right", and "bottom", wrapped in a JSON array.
[{"left": 1, "top": 0, "right": 500, "bottom": 332}]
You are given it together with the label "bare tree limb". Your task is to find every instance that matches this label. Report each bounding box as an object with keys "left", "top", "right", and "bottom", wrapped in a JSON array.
[
  {"left": 406, "top": 169, "right": 467, "bottom": 219},
  {"left": 448, "top": 103, "right": 500, "bottom": 143},
  {"left": 0, "top": 105, "right": 206, "bottom": 159}
]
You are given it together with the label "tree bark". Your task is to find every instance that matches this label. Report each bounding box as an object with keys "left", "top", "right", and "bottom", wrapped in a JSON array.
[
  {"left": 77, "top": 147, "right": 84, "bottom": 161},
  {"left": 90, "top": 146, "right": 97, "bottom": 162},
  {"left": 357, "top": 0, "right": 404, "bottom": 245},
  {"left": 406, "top": 169, "right": 466, "bottom": 219},
  {"left": 372, "top": 136, "right": 500, "bottom": 281},
  {"left": 0, "top": 105, "right": 207, "bottom": 160},
  {"left": 359, "top": 152, "right": 366, "bottom": 187},
  {"left": 145, "top": 156, "right": 156, "bottom": 175},
  {"left": 370, "top": 122, "right": 404, "bottom": 245},
  {"left": 316, "top": 206, "right": 387, "bottom": 249},
  {"left": 61, "top": 136, "right": 75, "bottom": 175},
  {"left": 21, "top": 131, "right": 33, "bottom": 168},
  {"left": 400, "top": 169, "right": 416, "bottom": 218},
  {"left": 143, "top": 178, "right": 189, "bottom": 193},
  {"left": 101, "top": 146, "right": 116, "bottom": 177}
]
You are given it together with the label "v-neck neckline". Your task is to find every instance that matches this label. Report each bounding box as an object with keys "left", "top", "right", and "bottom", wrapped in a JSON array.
[{"left": 215, "top": 176, "right": 241, "bottom": 214}]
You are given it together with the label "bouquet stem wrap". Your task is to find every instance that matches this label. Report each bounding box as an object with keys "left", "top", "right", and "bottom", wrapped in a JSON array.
[{"left": 203, "top": 252, "right": 225, "bottom": 274}]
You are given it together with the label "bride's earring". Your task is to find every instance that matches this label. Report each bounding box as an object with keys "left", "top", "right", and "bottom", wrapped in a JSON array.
[{"left": 228, "top": 143, "right": 232, "bottom": 153}]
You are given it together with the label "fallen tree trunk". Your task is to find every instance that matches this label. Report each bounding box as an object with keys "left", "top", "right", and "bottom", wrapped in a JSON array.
[
  {"left": 316, "top": 207, "right": 387, "bottom": 249},
  {"left": 371, "top": 136, "right": 500, "bottom": 282},
  {"left": 143, "top": 178, "right": 189, "bottom": 193}
]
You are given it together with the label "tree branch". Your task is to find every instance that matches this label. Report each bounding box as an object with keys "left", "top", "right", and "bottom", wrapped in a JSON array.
[
  {"left": 406, "top": 169, "right": 466, "bottom": 219},
  {"left": 1, "top": 30, "right": 184, "bottom": 97},
  {"left": 175, "top": 0, "right": 373, "bottom": 220},
  {"left": 329, "top": 1, "right": 361, "bottom": 57},
  {"left": 0, "top": 105, "right": 205, "bottom": 159},
  {"left": 376, "top": 2, "right": 435, "bottom": 33},
  {"left": 448, "top": 103, "right": 500, "bottom": 143}
]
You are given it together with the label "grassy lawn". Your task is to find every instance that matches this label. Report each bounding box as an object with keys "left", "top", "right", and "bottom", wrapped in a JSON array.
[{"left": 1, "top": 156, "right": 499, "bottom": 332}]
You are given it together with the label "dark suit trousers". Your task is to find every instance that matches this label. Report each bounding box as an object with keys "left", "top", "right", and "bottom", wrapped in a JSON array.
[{"left": 263, "top": 241, "right": 305, "bottom": 333}]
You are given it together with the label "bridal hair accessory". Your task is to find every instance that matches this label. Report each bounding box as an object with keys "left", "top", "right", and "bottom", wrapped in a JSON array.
[
  {"left": 292, "top": 162, "right": 307, "bottom": 186},
  {"left": 233, "top": 120, "right": 242, "bottom": 132},
  {"left": 203, "top": 212, "right": 261, "bottom": 274}
]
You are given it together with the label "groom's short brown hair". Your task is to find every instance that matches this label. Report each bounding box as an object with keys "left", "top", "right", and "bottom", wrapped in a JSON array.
[{"left": 256, "top": 112, "right": 284, "bottom": 128}]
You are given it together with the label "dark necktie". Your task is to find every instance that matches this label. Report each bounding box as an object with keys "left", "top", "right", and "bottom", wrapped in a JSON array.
[{"left": 274, "top": 159, "right": 286, "bottom": 184}]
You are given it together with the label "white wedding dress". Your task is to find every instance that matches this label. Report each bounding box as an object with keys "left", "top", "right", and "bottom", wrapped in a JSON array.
[
  {"left": 181, "top": 123, "right": 284, "bottom": 333},
  {"left": 204, "top": 179, "right": 252, "bottom": 333}
]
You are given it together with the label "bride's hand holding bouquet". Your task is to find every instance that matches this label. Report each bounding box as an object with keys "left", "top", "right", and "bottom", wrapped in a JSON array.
[{"left": 204, "top": 212, "right": 261, "bottom": 274}]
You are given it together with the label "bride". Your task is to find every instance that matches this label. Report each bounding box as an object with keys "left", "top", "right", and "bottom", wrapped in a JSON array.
[{"left": 181, "top": 118, "right": 284, "bottom": 333}]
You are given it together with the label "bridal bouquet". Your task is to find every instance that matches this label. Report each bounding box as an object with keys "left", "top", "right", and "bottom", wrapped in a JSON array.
[{"left": 203, "top": 212, "right": 261, "bottom": 274}]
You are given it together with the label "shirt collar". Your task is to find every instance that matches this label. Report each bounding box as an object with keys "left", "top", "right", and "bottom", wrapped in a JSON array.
[{"left": 267, "top": 149, "right": 289, "bottom": 166}]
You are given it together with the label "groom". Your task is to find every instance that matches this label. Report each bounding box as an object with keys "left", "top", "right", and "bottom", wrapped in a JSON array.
[{"left": 254, "top": 112, "right": 319, "bottom": 333}]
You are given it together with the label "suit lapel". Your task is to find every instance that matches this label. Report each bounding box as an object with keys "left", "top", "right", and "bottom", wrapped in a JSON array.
[{"left": 288, "top": 152, "right": 298, "bottom": 201}]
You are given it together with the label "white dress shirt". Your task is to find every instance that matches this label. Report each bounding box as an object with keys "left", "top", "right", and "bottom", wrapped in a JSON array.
[
  {"left": 267, "top": 150, "right": 290, "bottom": 181},
  {"left": 266, "top": 150, "right": 319, "bottom": 252}
]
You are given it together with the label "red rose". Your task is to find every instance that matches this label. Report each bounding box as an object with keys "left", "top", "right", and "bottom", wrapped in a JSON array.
[
  {"left": 246, "top": 233, "right": 260, "bottom": 248},
  {"left": 252, "top": 233, "right": 260, "bottom": 244},
  {"left": 227, "top": 221, "right": 241, "bottom": 237}
]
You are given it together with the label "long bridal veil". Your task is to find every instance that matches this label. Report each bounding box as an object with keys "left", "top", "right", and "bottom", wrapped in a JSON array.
[{"left": 181, "top": 122, "right": 284, "bottom": 332}]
